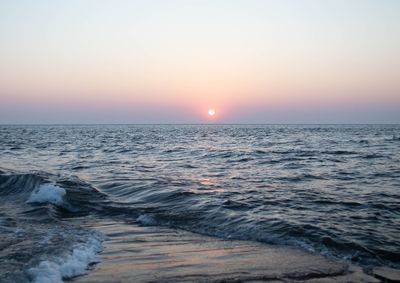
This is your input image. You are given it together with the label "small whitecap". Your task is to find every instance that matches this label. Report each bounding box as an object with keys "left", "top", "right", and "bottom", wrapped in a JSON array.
[
  {"left": 137, "top": 214, "right": 157, "bottom": 226},
  {"left": 27, "top": 184, "right": 66, "bottom": 206}
]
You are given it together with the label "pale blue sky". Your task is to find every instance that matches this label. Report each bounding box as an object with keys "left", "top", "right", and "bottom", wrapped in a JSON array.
[{"left": 0, "top": 0, "right": 399, "bottom": 123}]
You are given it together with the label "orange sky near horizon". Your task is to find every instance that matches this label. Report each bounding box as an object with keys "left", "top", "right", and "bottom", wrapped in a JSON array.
[{"left": 0, "top": 0, "right": 399, "bottom": 123}]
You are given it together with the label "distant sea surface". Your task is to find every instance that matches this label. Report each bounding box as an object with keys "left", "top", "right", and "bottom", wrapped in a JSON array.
[{"left": 1, "top": 125, "right": 399, "bottom": 282}]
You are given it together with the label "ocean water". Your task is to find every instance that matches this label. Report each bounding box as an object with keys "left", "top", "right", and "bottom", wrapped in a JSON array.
[{"left": 0, "top": 124, "right": 399, "bottom": 282}]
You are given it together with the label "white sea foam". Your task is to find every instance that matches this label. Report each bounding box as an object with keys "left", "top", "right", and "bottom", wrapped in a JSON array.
[
  {"left": 137, "top": 214, "right": 157, "bottom": 226},
  {"left": 27, "top": 184, "right": 66, "bottom": 205},
  {"left": 29, "top": 234, "right": 103, "bottom": 283}
]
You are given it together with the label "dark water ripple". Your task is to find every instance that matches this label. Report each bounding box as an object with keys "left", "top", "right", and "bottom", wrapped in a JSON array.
[{"left": 0, "top": 124, "right": 400, "bottom": 281}]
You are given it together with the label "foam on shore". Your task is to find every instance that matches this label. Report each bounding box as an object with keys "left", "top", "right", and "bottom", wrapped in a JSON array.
[{"left": 29, "top": 234, "right": 103, "bottom": 283}]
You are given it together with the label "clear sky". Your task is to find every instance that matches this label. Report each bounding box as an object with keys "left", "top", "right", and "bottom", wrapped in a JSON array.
[{"left": 0, "top": 0, "right": 399, "bottom": 123}]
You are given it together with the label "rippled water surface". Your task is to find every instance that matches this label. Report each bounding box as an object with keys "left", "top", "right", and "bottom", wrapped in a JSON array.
[{"left": 1, "top": 125, "right": 400, "bottom": 281}]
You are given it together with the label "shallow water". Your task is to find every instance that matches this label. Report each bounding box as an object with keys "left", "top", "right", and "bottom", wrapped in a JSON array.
[{"left": 0, "top": 124, "right": 399, "bottom": 282}]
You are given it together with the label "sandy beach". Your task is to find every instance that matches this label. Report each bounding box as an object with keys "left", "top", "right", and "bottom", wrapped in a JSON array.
[{"left": 74, "top": 220, "right": 381, "bottom": 283}]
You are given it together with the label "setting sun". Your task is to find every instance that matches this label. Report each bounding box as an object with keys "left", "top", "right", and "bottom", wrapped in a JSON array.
[{"left": 208, "top": 109, "right": 216, "bottom": 116}]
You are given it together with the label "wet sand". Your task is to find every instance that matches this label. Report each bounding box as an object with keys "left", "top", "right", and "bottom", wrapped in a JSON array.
[{"left": 73, "top": 220, "right": 381, "bottom": 283}]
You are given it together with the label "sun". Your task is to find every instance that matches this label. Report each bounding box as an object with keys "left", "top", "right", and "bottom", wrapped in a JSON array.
[{"left": 208, "top": 109, "right": 216, "bottom": 116}]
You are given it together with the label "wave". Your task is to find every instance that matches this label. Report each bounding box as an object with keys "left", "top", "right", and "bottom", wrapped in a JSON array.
[
  {"left": 0, "top": 171, "right": 105, "bottom": 283},
  {"left": 28, "top": 233, "right": 103, "bottom": 283},
  {"left": 1, "top": 167, "right": 400, "bottom": 281}
]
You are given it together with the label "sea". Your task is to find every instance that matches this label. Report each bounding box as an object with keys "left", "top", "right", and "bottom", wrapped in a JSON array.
[{"left": 0, "top": 124, "right": 399, "bottom": 282}]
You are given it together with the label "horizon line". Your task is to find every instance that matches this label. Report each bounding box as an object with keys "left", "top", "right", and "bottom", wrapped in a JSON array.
[{"left": 1, "top": 123, "right": 399, "bottom": 126}]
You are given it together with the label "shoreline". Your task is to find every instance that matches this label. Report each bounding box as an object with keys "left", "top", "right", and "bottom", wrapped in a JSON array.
[{"left": 73, "top": 220, "right": 381, "bottom": 283}]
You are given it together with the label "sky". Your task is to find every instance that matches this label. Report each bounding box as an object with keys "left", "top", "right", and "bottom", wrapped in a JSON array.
[{"left": 0, "top": 0, "right": 399, "bottom": 124}]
